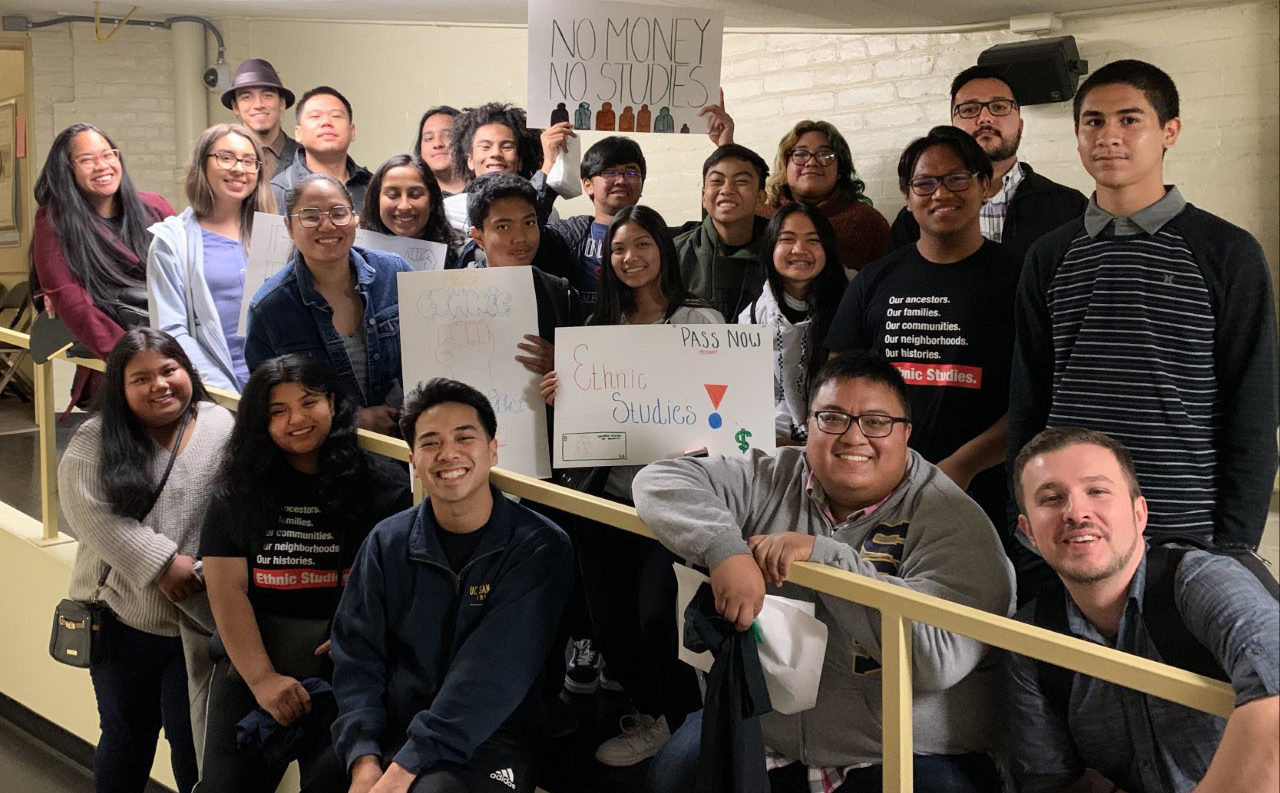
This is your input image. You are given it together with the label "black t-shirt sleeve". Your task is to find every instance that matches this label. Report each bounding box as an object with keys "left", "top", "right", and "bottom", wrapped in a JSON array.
[{"left": 198, "top": 495, "right": 248, "bottom": 559}]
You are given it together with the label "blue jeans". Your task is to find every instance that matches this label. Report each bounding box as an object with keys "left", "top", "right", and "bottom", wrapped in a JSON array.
[
  {"left": 89, "top": 612, "right": 198, "bottom": 793},
  {"left": 648, "top": 710, "right": 1002, "bottom": 793}
]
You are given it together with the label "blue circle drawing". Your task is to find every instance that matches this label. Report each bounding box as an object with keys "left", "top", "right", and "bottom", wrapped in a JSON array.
[{"left": 708, "top": 412, "right": 722, "bottom": 429}]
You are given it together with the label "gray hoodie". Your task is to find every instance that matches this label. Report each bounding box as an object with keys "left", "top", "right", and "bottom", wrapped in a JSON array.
[{"left": 633, "top": 446, "right": 1014, "bottom": 767}]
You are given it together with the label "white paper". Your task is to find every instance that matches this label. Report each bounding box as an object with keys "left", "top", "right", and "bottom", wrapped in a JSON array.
[
  {"left": 546, "top": 134, "right": 583, "bottom": 198},
  {"left": 397, "top": 268, "right": 552, "bottom": 479},
  {"left": 527, "top": 0, "right": 724, "bottom": 134},
  {"left": 552, "top": 324, "right": 775, "bottom": 467}
]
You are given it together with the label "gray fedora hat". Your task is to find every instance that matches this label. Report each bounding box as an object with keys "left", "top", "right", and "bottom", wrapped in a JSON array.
[{"left": 221, "top": 58, "right": 296, "bottom": 110}]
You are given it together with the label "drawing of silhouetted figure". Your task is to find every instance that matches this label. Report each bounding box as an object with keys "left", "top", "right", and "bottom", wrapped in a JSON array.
[
  {"left": 574, "top": 101, "right": 592, "bottom": 130},
  {"left": 654, "top": 106, "right": 674, "bottom": 133},
  {"left": 636, "top": 104, "right": 652, "bottom": 132},
  {"left": 618, "top": 105, "right": 635, "bottom": 132},
  {"left": 680, "top": 123, "right": 690, "bottom": 133},
  {"left": 595, "top": 101, "right": 616, "bottom": 131},
  {"left": 550, "top": 102, "right": 570, "bottom": 126}
]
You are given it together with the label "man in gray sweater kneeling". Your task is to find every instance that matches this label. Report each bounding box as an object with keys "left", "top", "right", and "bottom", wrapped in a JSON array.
[{"left": 635, "top": 350, "right": 1014, "bottom": 793}]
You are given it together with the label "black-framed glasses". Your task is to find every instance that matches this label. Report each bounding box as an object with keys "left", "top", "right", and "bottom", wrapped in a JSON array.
[
  {"left": 952, "top": 99, "right": 1018, "bottom": 119},
  {"left": 207, "top": 151, "right": 261, "bottom": 173},
  {"left": 908, "top": 172, "right": 979, "bottom": 196},
  {"left": 788, "top": 150, "right": 838, "bottom": 166},
  {"left": 811, "top": 410, "right": 909, "bottom": 438},
  {"left": 598, "top": 169, "right": 643, "bottom": 181},
  {"left": 291, "top": 206, "right": 355, "bottom": 228}
]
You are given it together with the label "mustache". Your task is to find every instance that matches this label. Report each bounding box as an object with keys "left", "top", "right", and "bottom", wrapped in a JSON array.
[{"left": 977, "top": 126, "right": 1002, "bottom": 137}]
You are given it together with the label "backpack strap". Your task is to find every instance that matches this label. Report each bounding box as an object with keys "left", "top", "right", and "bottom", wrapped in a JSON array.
[
  {"left": 1141, "top": 545, "right": 1229, "bottom": 681},
  {"left": 1015, "top": 580, "right": 1075, "bottom": 716}
]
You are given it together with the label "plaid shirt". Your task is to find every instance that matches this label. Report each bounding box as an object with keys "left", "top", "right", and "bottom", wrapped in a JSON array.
[{"left": 979, "top": 161, "right": 1025, "bottom": 243}]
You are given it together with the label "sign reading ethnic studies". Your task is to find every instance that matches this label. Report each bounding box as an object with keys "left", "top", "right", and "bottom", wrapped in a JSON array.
[{"left": 527, "top": 0, "right": 724, "bottom": 134}]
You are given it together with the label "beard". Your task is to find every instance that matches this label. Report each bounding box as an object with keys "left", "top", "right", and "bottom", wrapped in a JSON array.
[
  {"left": 979, "top": 127, "right": 1021, "bottom": 163},
  {"left": 1057, "top": 527, "right": 1140, "bottom": 586}
]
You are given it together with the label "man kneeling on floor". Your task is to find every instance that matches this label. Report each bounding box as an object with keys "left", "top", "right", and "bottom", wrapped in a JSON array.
[
  {"left": 1009, "top": 427, "right": 1279, "bottom": 793},
  {"left": 634, "top": 351, "right": 1014, "bottom": 792},
  {"left": 331, "top": 378, "right": 572, "bottom": 793}
]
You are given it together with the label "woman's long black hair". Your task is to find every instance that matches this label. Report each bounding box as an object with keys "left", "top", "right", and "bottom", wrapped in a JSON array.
[
  {"left": 359, "top": 154, "right": 457, "bottom": 260},
  {"left": 752, "top": 202, "right": 847, "bottom": 384},
  {"left": 96, "top": 328, "right": 209, "bottom": 520},
  {"left": 591, "top": 205, "right": 707, "bottom": 326},
  {"left": 32, "top": 124, "right": 154, "bottom": 321},
  {"left": 213, "top": 354, "right": 370, "bottom": 544}
]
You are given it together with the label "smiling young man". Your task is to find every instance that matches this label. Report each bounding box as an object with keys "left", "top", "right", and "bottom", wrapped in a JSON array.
[
  {"left": 1009, "top": 60, "right": 1278, "bottom": 554},
  {"left": 330, "top": 378, "right": 572, "bottom": 793},
  {"left": 891, "top": 65, "right": 1087, "bottom": 260},
  {"left": 635, "top": 351, "right": 1014, "bottom": 792},
  {"left": 1008, "top": 427, "right": 1279, "bottom": 793},
  {"left": 270, "top": 86, "right": 372, "bottom": 212},
  {"left": 220, "top": 58, "right": 299, "bottom": 177},
  {"left": 673, "top": 143, "right": 771, "bottom": 319},
  {"left": 828, "top": 127, "right": 1021, "bottom": 559}
]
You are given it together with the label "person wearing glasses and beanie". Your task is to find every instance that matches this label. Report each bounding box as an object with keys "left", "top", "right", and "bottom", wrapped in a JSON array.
[
  {"left": 890, "top": 65, "right": 1087, "bottom": 261},
  {"left": 148, "top": 123, "right": 276, "bottom": 393},
  {"left": 828, "top": 126, "right": 1021, "bottom": 564},
  {"left": 245, "top": 173, "right": 412, "bottom": 436},
  {"left": 635, "top": 350, "right": 1013, "bottom": 793}
]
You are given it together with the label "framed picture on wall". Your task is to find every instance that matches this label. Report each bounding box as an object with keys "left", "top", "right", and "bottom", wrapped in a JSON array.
[{"left": 0, "top": 98, "right": 18, "bottom": 247}]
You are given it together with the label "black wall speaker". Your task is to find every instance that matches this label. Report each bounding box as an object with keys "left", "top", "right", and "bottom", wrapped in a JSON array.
[{"left": 977, "top": 36, "right": 1089, "bottom": 106}]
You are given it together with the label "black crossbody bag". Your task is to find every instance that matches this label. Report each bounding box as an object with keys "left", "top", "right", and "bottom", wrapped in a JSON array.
[{"left": 49, "top": 408, "right": 192, "bottom": 668}]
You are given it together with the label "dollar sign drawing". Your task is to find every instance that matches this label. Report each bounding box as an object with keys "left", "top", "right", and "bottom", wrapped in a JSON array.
[{"left": 734, "top": 428, "right": 752, "bottom": 452}]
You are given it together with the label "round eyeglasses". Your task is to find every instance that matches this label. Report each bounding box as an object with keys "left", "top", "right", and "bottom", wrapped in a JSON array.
[
  {"left": 291, "top": 206, "right": 355, "bottom": 228},
  {"left": 207, "top": 151, "right": 261, "bottom": 174}
]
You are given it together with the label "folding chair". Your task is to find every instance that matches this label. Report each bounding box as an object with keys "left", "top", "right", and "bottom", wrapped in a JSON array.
[{"left": 0, "top": 282, "right": 35, "bottom": 402}]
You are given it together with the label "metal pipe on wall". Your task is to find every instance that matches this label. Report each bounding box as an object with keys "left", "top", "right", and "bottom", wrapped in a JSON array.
[{"left": 170, "top": 20, "right": 207, "bottom": 204}]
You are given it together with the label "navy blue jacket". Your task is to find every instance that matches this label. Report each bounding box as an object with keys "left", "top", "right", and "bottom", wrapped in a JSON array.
[
  {"left": 245, "top": 246, "right": 412, "bottom": 408},
  {"left": 329, "top": 486, "right": 572, "bottom": 775}
]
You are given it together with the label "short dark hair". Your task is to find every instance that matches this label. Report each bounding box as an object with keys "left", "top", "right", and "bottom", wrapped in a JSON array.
[
  {"left": 296, "top": 86, "right": 353, "bottom": 122},
  {"left": 467, "top": 171, "right": 537, "bottom": 229},
  {"left": 1073, "top": 59, "right": 1180, "bottom": 126},
  {"left": 897, "top": 125, "right": 993, "bottom": 194},
  {"left": 808, "top": 351, "right": 911, "bottom": 421},
  {"left": 702, "top": 144, "right": 769, "bottom": 190},
  {"left": 950, "top": 65, "right": 1017, "bottom": 106},
  {"left": 581, "top": 136, "right": 647, "bottom": 180},
  {"left": 400, "top": 378, "right": 498, "bottom": 442},
  {"left": 1012, "top": 426, "right": 1143, "bottom": 511},
  {"left": 451, "top": 102, "right": 542, "bottom": 183}
]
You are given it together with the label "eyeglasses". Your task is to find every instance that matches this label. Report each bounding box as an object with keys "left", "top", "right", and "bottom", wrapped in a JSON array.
[
  {"left": 291, "top": 206, "right": 355, "bottom": 227},
  {"left": 72, "top": 149, "right": 120, "bottom": 171},
  {"left": 952, "top": 99, "right": 1018, "bottom": 119},
  {"left": 908, "top": 172, "right": 979, "bottom": 196},
  {"left": 811, "top": 410, "right": 909, "bottom": 438},
  {"left": 207, "top": 151, "right": 262, "bottom": 174},
  {"left": 788, "top": 150, "right": 838, "bottom": 166},
  {"left": 597, "top": 169, "right": 643, "bottom": 181}
]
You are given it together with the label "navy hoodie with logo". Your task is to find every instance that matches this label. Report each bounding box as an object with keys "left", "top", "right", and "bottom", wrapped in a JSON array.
[{"left": 330, "top": 485, "right": 571, "bottom": 775}]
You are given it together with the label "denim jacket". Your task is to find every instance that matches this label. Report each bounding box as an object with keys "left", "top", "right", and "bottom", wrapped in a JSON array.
[{"left": 245, "top": 246, "right": 412, "bottom": 408}]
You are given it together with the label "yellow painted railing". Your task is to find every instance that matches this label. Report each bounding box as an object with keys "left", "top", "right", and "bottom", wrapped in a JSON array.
[{"left": 0, "top": 325, "right": 1236, "bottom": 793}]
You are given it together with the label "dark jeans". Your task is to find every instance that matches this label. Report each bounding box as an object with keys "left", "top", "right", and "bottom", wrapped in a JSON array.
[
  {"left": 527, "top": 501, "right": 593, "bottom": 699},
  {"left": 407, "top": 729, "right": 535, "bottom": 793},
  {"left": 648, "top": 711, "right": 1003, "bottom": 793},
  {"left": 89, "top": 611, "right": 198, "bottom": 793}
]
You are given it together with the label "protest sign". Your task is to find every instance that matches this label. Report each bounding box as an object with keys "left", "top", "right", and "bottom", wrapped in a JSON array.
[
  {"left": 527, "top": 0, "right": 724, "bottom": 134},
  {"left": 398, "top": 268, "right": 551, "bottom": 479},
  {"left": 552, "top": 324, "right": 774, "bottom": 467},
  {"left": 238, "top": 212, "right": 447, "bottom": 334}
]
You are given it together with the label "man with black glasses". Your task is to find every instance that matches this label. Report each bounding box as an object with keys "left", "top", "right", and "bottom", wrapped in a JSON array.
[
  {"left": 891, "top": 65, "right": 1087, "bottom": 260},
  {"left": 636, "top": 350, "right": 1014, "bottom": 792}
]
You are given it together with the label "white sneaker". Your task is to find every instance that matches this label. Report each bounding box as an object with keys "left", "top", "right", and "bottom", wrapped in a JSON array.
[{"left": 594, "top": 713, "right": 670, "bottom": 767}]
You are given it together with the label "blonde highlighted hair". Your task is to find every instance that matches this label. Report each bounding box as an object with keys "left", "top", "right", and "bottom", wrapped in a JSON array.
[{"left": 764, "top": 119, "right": 872, "bottom": 210}]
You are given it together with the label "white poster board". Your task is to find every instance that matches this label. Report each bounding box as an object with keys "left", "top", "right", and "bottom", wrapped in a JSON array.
[
  {"left": 552, "top": 324, "right": 774, "bottom": 468},
  {"left": 527, "top": 0, "right": 724, "bottom": 135},
  {"left": 238, "top": 212, "right": 447, "bottom": 334},
  {"left": 397, "top": 268, "right": 551, "bottom": 479}
]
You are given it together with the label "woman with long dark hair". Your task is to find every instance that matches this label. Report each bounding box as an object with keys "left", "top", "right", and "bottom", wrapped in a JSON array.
[
  {"left": 197, "top": 355, "right": 410, "bottom": 791},
  {"left": 412, "top": 105, "right": 464, "bottom": 196},
  {"left": 32, "top": 124, "right": 176, "bottom": 404},
  {"left": 359, "top": 154, "right": 459, "bottom": 265},
  {"left": 58, "top": 328, "right": 234, "bottom": 793},
  {"left": 540, "top": 205, "right": 719, "bottom": 768},
  {"left": 148, "top": 122, "right": 276, "bottom": 393},
  {"left": 741, "top": 202, "right": 847, "bottom": 444}
]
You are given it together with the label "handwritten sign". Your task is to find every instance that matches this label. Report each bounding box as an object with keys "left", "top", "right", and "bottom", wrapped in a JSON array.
[
  {"left": 527, "top": 0, "right": 724, "bottom": 134},
  {"left": 552, "top": 324, "right": 774, "bottom": 467},
  {"left": 398, "top": 268, "right": 552, "bottom": 479},
  {"left": 238, "top": 212, "right": 447, "bottom": 335}
]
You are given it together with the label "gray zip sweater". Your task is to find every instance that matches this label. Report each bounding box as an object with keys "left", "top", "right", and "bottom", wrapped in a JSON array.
[{"left": 633, "top": 447, "right": 1014, "bottom": 767}]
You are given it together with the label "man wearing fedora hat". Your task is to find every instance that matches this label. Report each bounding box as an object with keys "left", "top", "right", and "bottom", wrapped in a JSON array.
[{"left": 221, "top": 58, "right": 300, "bottom": 178}]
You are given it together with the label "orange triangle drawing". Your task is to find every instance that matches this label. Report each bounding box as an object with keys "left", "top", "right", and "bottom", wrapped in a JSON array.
[{"left": 704, "top": 384, "right": 728, "bottom": 410}]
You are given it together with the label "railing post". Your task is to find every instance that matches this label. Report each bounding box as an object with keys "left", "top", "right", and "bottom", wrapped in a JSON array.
[
  {"left": 882, "top": 610, "right": 914, "bottom": 793},
  {"left": 33, "top": 358, "right": 60, "bottom": 542}
]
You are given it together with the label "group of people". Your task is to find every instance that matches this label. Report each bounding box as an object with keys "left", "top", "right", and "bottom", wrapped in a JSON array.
[{"left": 29, "top": 46, "right": 1278, "bottom": 793}]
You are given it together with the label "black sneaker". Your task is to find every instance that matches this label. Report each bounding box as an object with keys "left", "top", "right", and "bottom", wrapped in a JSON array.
[{"left": 564, "top": 638, "right": 600, "bottom": 694}]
